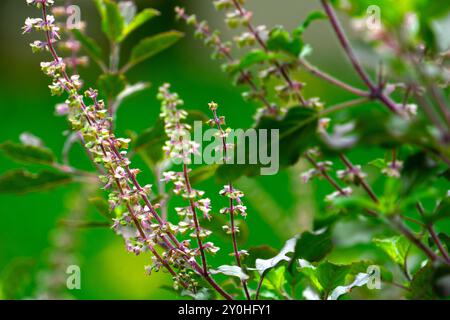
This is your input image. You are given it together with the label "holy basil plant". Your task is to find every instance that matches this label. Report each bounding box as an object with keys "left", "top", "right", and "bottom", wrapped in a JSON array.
[{"left": 2, "top": 0, "right": 448, "bottom": 300}]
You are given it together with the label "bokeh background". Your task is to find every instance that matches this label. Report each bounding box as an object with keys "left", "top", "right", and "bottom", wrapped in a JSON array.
[{"left": 0, "top": 0, "right": 392, "bottom": 299}]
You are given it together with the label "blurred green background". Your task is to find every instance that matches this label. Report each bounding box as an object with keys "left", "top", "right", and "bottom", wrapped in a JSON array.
[{"left": 0, "top": 0, "right": 387, "bottom": 299}]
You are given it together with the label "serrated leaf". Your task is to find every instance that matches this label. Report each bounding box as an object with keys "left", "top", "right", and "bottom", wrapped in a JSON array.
[
  {"left": 98, "top": 73, "right": 127, "bottom": 99},
  {"left": 373, "top": 236, "right": 410, "bottom": 267},
  {"left": 263, "top": 266, "right": 288, "bottom": 297},
  {"left": 315, "top": 262, "right": 351, "bottom": 299},
  {"left": 0, "top": 169, "right": 72, "bottom": 194},
  {"left": 292, "top": 229, "right": 333, "bottom": 264},
  {"left": 210, "top": 265, "right": 249, "bottom": 281},
  {"left": 127, "top": 31, "right": 184, "bottom": 70},
  {"left": 408, "top": 264, "right": 439, "bottom": 299},
  {"left": 0, "top": 141, "right": 55, "bottom": 165},
  {"left": 119, "top": 8, "right": 160, "bottom": 42}
]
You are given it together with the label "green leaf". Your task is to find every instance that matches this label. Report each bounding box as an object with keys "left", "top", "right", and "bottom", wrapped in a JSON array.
[
  {"left": 243, "top": 245, "right": 278, "bottom": 269},
  {"left": 99, "top": 0, "right": 125, "bottom": 42},
  {"left": 293, "top": 11, "right": 327, "bottom": 36},
  {"left": 216, "top": 107, "right": 318, "bottom": 181},
  {"left": 98, "top": 73, "right": 127, "bottom": 99},
  {"left": 299, "top": 260, "right": 375, "bottom": 299},
  {"left": 318, "top": 263, "right": 351, "bottom": 297},
  {"left": 331, "top": 195, "right": 379, "bottom": 213},
  {"left": 181, "top": 288, "right": 212, "bottom": 300},
  {"left": 119, "top": 8, "right": 160, "bottom": 42},
  {"left": 292, "top": 229, "right": 333, "bottom": 264},
  {"left": 254, "top": 236, "right": 297, "bottom": 276},
  {"left": 408, "top": 264, "right": 439, "bottom": 299},
  {"left": 373, "top": 236, "right": 410, "bottom": 267},
  {"left": 327, "top": 272, "right": 371, "bottom": 300},
  {"left": 238, "top": 49, "right": 269, "bottom": 68},
  {"left": 368, "top": 158, "right": 387, "bottom": 169},
  {"left": 0, "top": 169, "right": 72, "bottom": 194},
  {"left": 314, "top": 262, "right": 351, "bottom": 299},
  {"left": 210, "top": 265, "right": 249, "bottom": 281},
  {"left": 267, "top": 26, "right": 303, "bottom": 57},
  {"left": 71, "top": 29, "right": 104, "bottom": 66},
  {"left": 263, "top": 266, "right": 288, "bottom": 297},
  {"left": 0, "top": 141, "right": 55, "bottom": 165},
  {"left": 229, "top": 49, "right": 285, "bottom": 74},
  {"left": 127, "top": 31, "right": 184, "bottom": 70}
]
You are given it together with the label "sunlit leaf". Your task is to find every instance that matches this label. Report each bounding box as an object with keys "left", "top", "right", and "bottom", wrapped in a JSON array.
[
  {"left": 210, "top": 265, "right": 249, "bottom": 281},
  {"left": 327, "top": 272, "right": 370, "bottom": 300},
  {"left": 373, "top": 236, "right": 410, "bottom": 267},
  {"left": 127, "top": 31, "right": 184, "bottom": 70},
  {"left": 98, "top": 0, "right": 125, "bottom": 42},
  {"left": 119, "top": 8, "right": 160, "bottom": 42},
  {"left": 300, "top": 261, "right": 351, "bottom": 299}
]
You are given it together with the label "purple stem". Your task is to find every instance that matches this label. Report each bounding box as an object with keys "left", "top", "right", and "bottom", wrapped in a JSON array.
[{"left": 320, "top": 0, "right": 401, "bottom": 114}]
